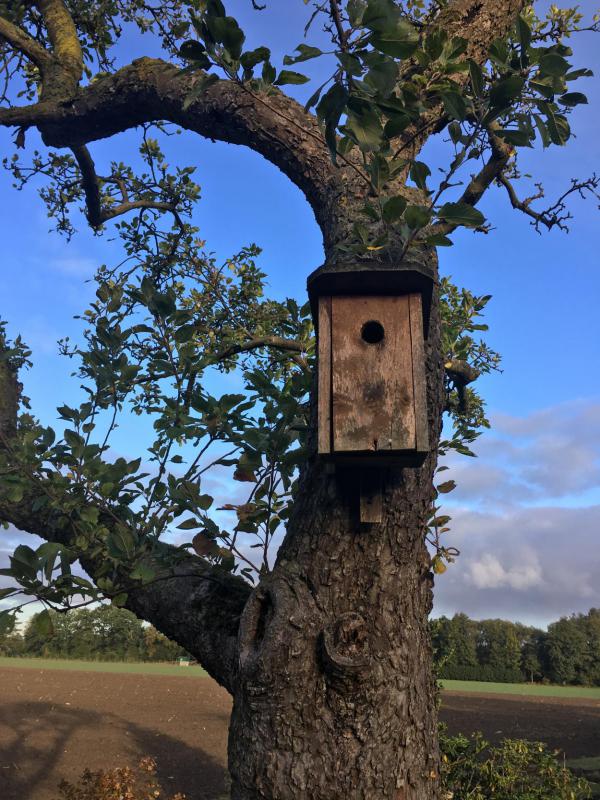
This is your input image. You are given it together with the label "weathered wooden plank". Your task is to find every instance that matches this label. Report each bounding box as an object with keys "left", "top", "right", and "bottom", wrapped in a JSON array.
[
  {"left": 331, "top": 295, "right": 415, "bottom": 453},
  {"left": 317, "top": 296, "right": 332, "bottom": 454},
  {"left": 408, "top": 293, "right": 429, "bottom": 453},
  {"left": 359, "top": 469, "right": 383, "bottom": 524}
]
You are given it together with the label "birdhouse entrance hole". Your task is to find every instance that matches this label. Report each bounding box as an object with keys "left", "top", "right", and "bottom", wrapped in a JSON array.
[{"left": 361, "top": 320, "right": 385, "bottom": 344}]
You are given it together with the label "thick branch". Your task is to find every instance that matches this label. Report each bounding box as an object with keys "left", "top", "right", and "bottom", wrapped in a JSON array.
[
  {"left": 432, "top": 124, "right": 512, "bottom": 235},
  {"left": 35, "top": 0, "right": 82, "bottom": 87},
  {"left": 0, "top": 59, "right": 346, "bottom": 254},
  {"left": 215, "top": 335, "right": 306, "bottom": 368},
  {"left": 0, "top": 15, "right": 52, "bottom": 70},
  {"left": 444, "top": 359, "right": 480, "bottom": 386}
]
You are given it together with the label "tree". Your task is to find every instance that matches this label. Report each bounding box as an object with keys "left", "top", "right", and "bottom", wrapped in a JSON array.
[
  {"left": 476, "top": 619, "right": 522, "bottom": 682},
  {"left": 0, "top": 2, "right": 597, "bottom": 798},
  {"left": 546, "top": 609, "right": 600, "bottom": 686}
]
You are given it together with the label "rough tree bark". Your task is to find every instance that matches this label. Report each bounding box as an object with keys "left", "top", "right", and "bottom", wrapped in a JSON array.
[{"left": 0, "top": 1, "right": 524, "bottom": 797}]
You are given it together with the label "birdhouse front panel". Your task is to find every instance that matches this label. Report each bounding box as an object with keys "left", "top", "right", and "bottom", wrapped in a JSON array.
[{"left": 318, "top": 293, "right": 429, "bottom": 463}]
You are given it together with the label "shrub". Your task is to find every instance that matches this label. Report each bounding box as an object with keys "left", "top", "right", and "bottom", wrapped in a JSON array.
[
  {"left": 440, "top": 727, "right": 592, "bottom": 799},
  {"left": 54, "top": 757, "right": 186, "bottom": 800}
]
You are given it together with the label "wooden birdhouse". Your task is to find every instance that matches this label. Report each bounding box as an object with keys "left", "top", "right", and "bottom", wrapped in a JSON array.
[{"left": 308, "top": 261, "right": 434, "bottom": 468}]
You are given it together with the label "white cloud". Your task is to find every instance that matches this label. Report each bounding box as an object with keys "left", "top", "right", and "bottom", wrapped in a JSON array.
[
  {"left": 433, "top": 504, "right": 600, "bottom": 626},
  {"left": 443, "top": 398, "right": 600, "bottom": 507},
  {"left": 467, "top": 552, "right": 543, "bottom": 591}
]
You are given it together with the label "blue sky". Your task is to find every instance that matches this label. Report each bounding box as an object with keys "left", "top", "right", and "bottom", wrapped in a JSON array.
[{"left": 0, "top": 0, "right": 599, "bottom": 628}]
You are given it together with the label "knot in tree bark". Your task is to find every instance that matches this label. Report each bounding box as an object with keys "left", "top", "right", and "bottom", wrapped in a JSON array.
[{"left": 320, "top": 612, "right": 371, "bottom": 692}]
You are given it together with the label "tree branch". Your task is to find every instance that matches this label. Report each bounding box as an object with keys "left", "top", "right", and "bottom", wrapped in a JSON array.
[
  {"left": 0, "top": 338, "right": 250, "bottom": 693},
  {"left": 214, "top": 335, "right": 307, "bottom": 369},
  {"left": 0, "top": 58, "right": 345, "bottom": 253},
  {"left": 329, "top": 0, "right": 348, "bottom": 51},
  {"left": 72, "top": 144, "right": 179, "bottom": 228},
  {"left": 431, "top": 123, "right": 513, "bottom": 235},
  {"left": 34, "top": 0, "right": 82, "bottom": 87},
  {"left": 0, "top": 15, "right": 52, "bottom": 71},
  {"left": 497, "top": 172, "right": 600, "bottom": 233}
]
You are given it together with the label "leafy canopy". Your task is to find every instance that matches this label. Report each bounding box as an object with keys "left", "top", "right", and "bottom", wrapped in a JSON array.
[{"left": 0, "top": 0, "right": 598, "bottom": 633}]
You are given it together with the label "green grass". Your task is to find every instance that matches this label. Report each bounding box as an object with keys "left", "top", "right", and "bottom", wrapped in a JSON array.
[
  {"left": 0, "top": 656, "right": 207, "bottom": 677},
  {"left": 441, "top": 679, "right": 600, "bottom": 700}
]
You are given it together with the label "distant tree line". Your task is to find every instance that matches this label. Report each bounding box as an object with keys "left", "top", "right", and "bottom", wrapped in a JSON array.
[
  {"left": 432, "top": 608, "right": 600, "bottom": 686},
  {"left": 0, "top": 605, "right": 190, "bottom": 663}
]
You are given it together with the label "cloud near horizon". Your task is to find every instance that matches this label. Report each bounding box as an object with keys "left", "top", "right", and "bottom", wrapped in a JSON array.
[{"left": 433, "top": 398, "right": 600, "bottom": 627}]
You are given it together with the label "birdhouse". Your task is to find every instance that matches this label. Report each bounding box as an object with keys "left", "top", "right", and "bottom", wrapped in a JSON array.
[{"left": 308, "top": 261, "right": 434, "bottom": 468}]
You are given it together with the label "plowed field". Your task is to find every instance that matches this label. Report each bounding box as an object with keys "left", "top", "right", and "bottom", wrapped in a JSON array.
[{"left": 1, "top": 666, "right": 599, "bottom": 800}]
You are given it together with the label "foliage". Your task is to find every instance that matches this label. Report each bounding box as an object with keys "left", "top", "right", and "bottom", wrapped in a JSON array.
[
  {"left": 178, "top": 0, "right": 599, "bottom": 253},
  {"left": 440, "top": 727, "right": 592, "bottom": 799},
  {"left": 52, "top": 735, "right": 592, "bottom": 800},
  {"left": 546, "top": 609, "right": 600, "bottom": 686},
  {"left": 0, "top": 166, "right": 499, "bottom": 616},
  {"left": 54, "top": 757, "right": 186, "bottom": 800},
  {"left": 0, "top": 0, "right": 598, "bottom": 634},
  {"left": 432, "top": 609, "right": 600, "bottom": 687},
  {"left": 11, "top": 606, "right": 190, "bottom": 662}
]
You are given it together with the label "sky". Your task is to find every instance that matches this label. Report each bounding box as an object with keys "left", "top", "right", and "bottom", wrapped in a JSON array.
[{"left": 0, "top": 1, "right": 599, "bottom": 630}]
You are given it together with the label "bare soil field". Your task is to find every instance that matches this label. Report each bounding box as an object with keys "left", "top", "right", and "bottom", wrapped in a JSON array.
[{"left": 1, "top": 666, "right": 599, "bottom": 800}]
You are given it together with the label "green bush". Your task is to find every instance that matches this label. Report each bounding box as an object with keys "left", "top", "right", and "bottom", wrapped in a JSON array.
[{"left": 440, "top": 727, "right": 592, "bottom": 799}]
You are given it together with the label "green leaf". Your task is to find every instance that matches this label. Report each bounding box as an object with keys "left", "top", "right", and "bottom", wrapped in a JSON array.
[
  {"left": 497, "top": 128, "right": 533, "bottom": 147},
  {"left": 111, "top": 593, "right": 128, "bottom": 607},
  {"left": 364, "top": 59, "right": 398, "bottom": 94},
  {"left": 533, "top": 114, "right": 550, "bottom": 148},
  {"left": 240, "top": 46, "right": 270, "bottom": 71},
  {"left": 363, "top": 0, "right": 397, "bottom": 31},
  {"left": 176, "top": 518, "right": 202, "bottom": 530},
  {"left": 438, "top": 202, "right": 485, "bottom": 228},
  {"left": 409, "top": 161, "right": 431, "bottom": 191},
  {"left": 210, "top": 16, "right": 245, "bottom": 60},
  {"left": 283, "top": 44, "right": 322, "bottom": 65},
  {"left": 370, "top": 23, "right": 419, "bottom": 59},
  {"left": 543, "top": 104, "right": 570, "bottom": 145},
  {"left": 558, "top": 92, "right": 588, "bottom": 107},
  {"left": 404, "top": 205, "right": 431, "bottom": 229},
  {"left": 262, "top": 61, "right": 276, "bottom": 84},
  {"left": 515, "top": 15, "right": 531, "bottom": 50},
  {"left": 489, "top": 76, "right": 525, "bottom": 108},
  {"left": 539, "top": 52, "right": 569, "bottom": 78},
  {"left": 0, "top": 611, "right": 15, "bottom": 635},
  {"left": 106, "top": 526, "right": 137, "bottom": 559},
  {"left": 274, "top": 70, "right": 310, "bottom": 86},
  {"left": 437, "top": 479, "right": 457, "bottom": 494},
  {"left": 207, "top": 0, "right": 225, "bottom": 15},
  {"left": 198, "top": 494, "right": 213, "bottom": 510},
  {"left": 442, "top": 91, "right": 467, "bottom": 121},
  {"left": 179, "top": 41, "right": 211, "bottom": 68},
  {"left": 425, "top": 233, "right": 453, "bottom": 247},
  {"left": 130, "top": 564, "right": 156, "bottom": 583},
  {"left": 0, "top": 587, "right": 16, "bottom": 600},
  {"left": 347, "top": 0, "right": 366, "bottom": 26},
  {"left": 345, "top": 98, "right": 384, "bottom": 152},
  {"left": 382, "top": 195, "right": 407, "bottom": 223},
  {"left": 468, "top": 60, "right": 484, "bottom": 97}
]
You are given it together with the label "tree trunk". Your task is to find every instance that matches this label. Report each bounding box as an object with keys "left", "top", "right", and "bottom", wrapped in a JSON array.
[{"left": 228, "top": 254, "right": 444, "bottom": 800}]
